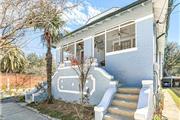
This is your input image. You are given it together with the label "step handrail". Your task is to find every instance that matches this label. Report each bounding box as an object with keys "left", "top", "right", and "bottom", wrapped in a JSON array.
[
  {"left": 134, "top": 80, "right": 154, "bottom": 120},
  {"left": 94, "top": 81, "right": 117, "bottom": 120}
]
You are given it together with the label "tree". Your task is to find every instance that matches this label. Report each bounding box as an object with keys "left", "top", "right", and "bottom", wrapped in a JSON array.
[
  {"left": 0, "top": 0, "right": 30, "bottom": 50},
  {"left": 71, "top": 57, "right": 93, "bottom": 120},
  {"left": 24, "top": 53, "right": 56, "bottom": 76},
  {"left": 0, "top": 46, "right": 27, "bottom": 73},
  {"left": 71, "top": 57, "right": 93, "bottom": 104},
  {"left": 164, "top": 42, "right": 180, "bottom": 76},
  {"left": 24, "top": 53, "right": 46, "bottom": 75},
  {"left": 26, "top": 0, "right": 65, "bottom": 103}
]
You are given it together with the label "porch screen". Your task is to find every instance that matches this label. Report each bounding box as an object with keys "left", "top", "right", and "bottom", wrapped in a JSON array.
[
  {"left": 62, "top": 44, "right": 74, "bottom": 61},
  {"left": 106, "top": 22, "right": 135, "bottom": 53}
]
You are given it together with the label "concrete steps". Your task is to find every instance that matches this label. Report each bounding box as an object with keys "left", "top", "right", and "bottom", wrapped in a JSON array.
[
  {"left": 117, "top": 88, "right": 140, "bottom": 94},
  {"left": 114, "top": 93, "right": 139, "bottom": 101},
  {"left": 104, "top": 113, "right": 132, "bottom": 120},
  {"left": 103, "top": 87, "right": 140, "bottom": 120},
  {"left": 112, "top": 99, "right": 137, "bottom": 109},
  {"left": 108, "top": 106, "right": 135, "bottom": 117}
]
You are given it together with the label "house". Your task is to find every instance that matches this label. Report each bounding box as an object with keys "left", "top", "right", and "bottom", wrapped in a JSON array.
[{"left": 52, "top": 0, "right": 170, "bottom": 119}]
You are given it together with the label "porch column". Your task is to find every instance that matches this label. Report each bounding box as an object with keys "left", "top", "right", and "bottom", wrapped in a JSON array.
[{"left": 84, "top": 36, "right": 93, "bottom": 59}]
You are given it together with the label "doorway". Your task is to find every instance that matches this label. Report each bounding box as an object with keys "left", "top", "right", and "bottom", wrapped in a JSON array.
[{"left": 94, "top": 34, "right": 105, "bottom": 66}]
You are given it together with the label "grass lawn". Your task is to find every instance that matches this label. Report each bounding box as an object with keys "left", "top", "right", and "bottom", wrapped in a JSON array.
[
  {"left": 167, "top": 88, "right": 180, "bottom": 110},
  {"left": 28, "top": 100, "right": 94, "bottom": 120}
]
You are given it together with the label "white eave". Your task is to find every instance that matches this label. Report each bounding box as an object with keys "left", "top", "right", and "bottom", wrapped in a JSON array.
[{"left": 86, "top": 7, "right": 120, "bottom": 24}]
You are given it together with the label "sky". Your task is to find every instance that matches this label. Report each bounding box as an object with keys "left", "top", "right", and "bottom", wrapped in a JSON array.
[{"left": 21, "top": 0, "right": 180, "bottom": 57}]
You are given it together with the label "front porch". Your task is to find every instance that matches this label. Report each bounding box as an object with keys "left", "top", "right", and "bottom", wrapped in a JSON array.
[{"left": 58, "top": 21, "right": 136, "bottom": 68}]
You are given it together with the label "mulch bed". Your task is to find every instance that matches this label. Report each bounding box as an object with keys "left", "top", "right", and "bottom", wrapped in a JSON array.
[{"left": 28, "top": 100, "right": 94, "bottom": 120}]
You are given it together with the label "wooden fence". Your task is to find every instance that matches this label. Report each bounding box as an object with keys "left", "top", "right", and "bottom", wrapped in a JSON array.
[{"left": 0, "top": 73, "right": 46, "bottom": 90}]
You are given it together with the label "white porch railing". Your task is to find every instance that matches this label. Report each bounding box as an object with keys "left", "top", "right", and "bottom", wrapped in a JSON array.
[
  {"left": 94, "top": 81, "right": 118, "bottom": 120},
  {"left": 134, "top": 80, "right": 154, "bottom": 120}
]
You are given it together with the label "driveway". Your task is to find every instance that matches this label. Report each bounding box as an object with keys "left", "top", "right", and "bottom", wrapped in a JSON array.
[{"left": 0, "top": 98, "right": 49, "bottom": 120}]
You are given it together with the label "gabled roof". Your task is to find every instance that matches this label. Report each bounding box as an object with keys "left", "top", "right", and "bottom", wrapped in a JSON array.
[
  {"left": 86, "top": 7, "right": 119, "bottom": 24},
  {"left": 63, "top": 0, "right": 149, "bottom": 38}
]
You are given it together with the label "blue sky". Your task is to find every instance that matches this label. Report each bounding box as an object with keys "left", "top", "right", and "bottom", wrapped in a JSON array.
[{"left": 22, "top": 0, "right": 180, "bottom": 56}]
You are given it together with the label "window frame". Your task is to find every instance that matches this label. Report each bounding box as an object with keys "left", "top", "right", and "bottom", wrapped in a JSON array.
[{"left": 106, "top": 21, "right": 136, "bottom": 54}]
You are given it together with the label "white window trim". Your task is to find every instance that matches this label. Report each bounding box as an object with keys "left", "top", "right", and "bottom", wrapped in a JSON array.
[
  {"left": 106, "top": 47, "right": 138, "bottom": 56},
  {"left": 106, "top": 20, "right": 134, "bottom": 33}
]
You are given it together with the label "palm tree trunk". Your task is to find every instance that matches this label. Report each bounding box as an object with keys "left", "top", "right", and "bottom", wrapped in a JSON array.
[
  {"left": 46, "top": 47, "right": 53, "bottom": 103},
  {"left": 44, "top": 30, "right": 53, "bottom": 103}
]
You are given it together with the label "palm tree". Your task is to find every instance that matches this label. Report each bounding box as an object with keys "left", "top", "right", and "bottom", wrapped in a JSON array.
[
  {"left": 27, "top": 0, "right": 64, "bottom": 103},
  {"left": 0, "top": 47, "right": 26, "bottom": 73}
]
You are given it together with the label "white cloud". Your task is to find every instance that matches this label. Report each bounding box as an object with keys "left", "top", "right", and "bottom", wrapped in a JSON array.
[
  {"left": 87, "top": 5, "right": 101, "bottom": 19},
  {"left": 62, "top": 1, "right": 101, "bottom": 32}
]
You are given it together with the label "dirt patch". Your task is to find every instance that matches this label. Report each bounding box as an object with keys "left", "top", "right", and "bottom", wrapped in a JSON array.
[{"left": 28, "top": 100, "right": 94, "bottom": 120}]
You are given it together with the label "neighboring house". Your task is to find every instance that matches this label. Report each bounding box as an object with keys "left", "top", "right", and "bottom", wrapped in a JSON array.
[{"left": 51, "top": 0, "right": 170, "bottom": 120}]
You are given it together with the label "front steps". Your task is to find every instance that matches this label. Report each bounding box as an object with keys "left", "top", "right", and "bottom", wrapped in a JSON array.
[{"left": 104, "top": 87, "right": 140, "bottom": 120}]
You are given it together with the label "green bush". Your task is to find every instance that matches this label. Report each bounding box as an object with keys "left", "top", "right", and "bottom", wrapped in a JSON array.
[{"left": 18, "top": 95, "right": 25, "bottom": 102}]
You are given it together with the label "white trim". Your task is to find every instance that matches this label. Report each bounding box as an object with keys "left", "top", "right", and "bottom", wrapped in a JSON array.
[
  {"left": 94, "top": 67, "right": 114, "bottom": 80},
  {"left": 105, "top": 29, "right": 107, "bottom": 55},
  {"left": 94, "top": 32, "right": 105, "bottom": 37},
  {"left": 106, "top": 26, "right": 119, "bottom": 33},
  {"left": 83, "top": 36, "right": 92, "bottom": 41},
  {"left": 83, "top": 36, "right": 94, "bottom": 57},
  {"left": 120, "top": 21, "right": 135, "bottom": 28},
  {"left": 135, "top": 21, "right": 138, "bottom": 48},
  {"left": 95, "top": 87, "right": 117, "bottom": 120},
  {"left": 106, "top": 20, "right": 135, "bottom": 33},
  {"left": 135, "top": 14, "right": 153, "bottom": 23},
  {"left": 62, "top": 41, "right": 75, "bottom": 48},
  {"left": 74, "top": 43, "right": 76, "bottom": 57},
  {"left": 57, "top": 75, "right": 96, "bottom": 95},
  {"left": 58, "top": 75, "right": 78, "bottom": 79},
  {"left": 92, "top": 37, "right": 95, "bottom": 57},
  {"left": 106, "top": 47, "right": 138, "bottom": 56},
  {"left": 76, "top": 39, "right": 84, "bottom": 44}
]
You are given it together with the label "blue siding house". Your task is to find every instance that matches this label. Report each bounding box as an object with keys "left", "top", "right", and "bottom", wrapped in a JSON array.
[{"left": 52, "top": 0, "right": 170, "bottom": 119}]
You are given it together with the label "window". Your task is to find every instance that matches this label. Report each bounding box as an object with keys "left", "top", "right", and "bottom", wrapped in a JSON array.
[
  {"left": 62, "top": 44, "right": 74, "bottom": 62},
  {"left": 106, "top": 22, "right": 135, "bottom": 53}
]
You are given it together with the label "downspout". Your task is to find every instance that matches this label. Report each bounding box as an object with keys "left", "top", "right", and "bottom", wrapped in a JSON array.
[
  {"left": 152, "top": 0, "right": 174, "bottom": 111},
  {"left": 152, "top": 0, "right": 173, "bottom": 92}
]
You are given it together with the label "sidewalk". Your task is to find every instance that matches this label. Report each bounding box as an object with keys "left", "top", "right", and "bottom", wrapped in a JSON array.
[
  {"left": 0, "top": 98, "right": 49, "bottom": 120},
  {"left": 162, "top": 90, "right": 180, "bottom": 120}
]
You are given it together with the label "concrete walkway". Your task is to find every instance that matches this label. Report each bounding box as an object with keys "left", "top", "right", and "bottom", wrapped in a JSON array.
[
  {"left": 0, "top": 98, "right": 49, "bottom": 120},
  {"left": 162, "top": 90, "right": 180, "bottom": 120}
]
